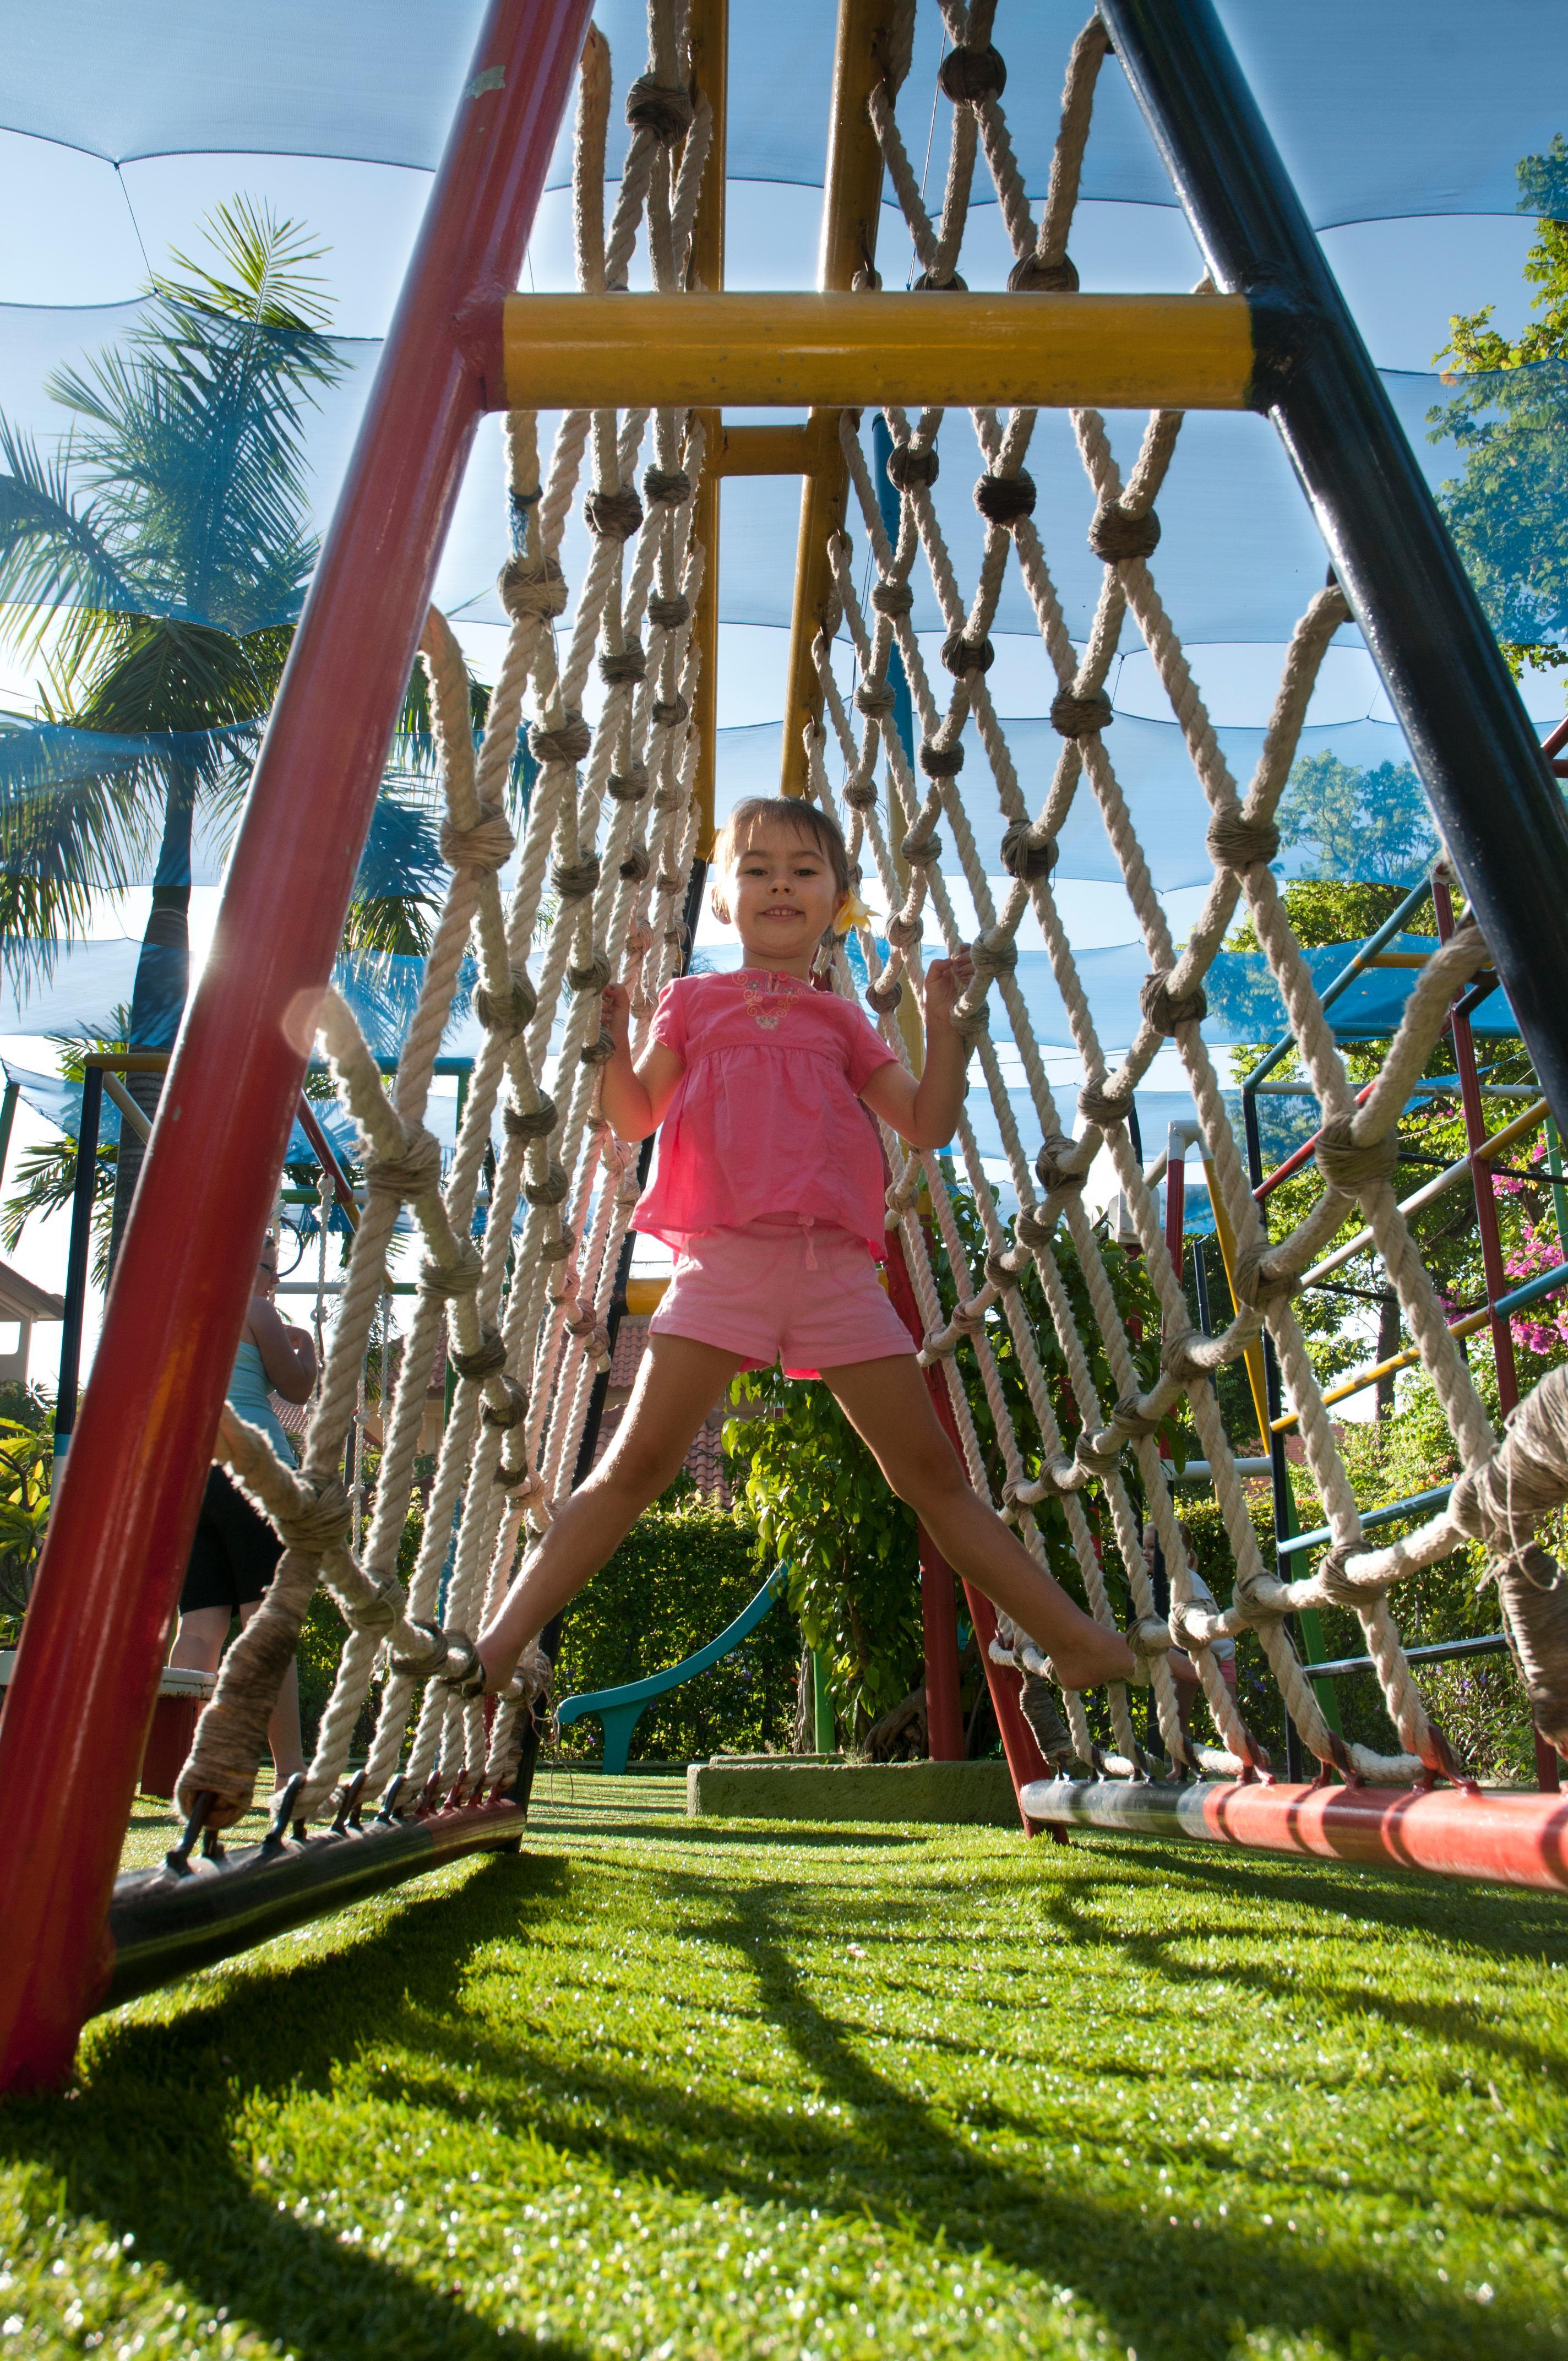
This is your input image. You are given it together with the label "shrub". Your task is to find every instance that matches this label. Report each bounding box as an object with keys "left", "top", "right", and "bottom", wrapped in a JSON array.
[{"left": 551, "top": 1489, "right": 799, "bottom": 1763}]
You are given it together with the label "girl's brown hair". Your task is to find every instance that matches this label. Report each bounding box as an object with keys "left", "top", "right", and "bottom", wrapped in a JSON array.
[{"left": 710, "top": 796, "right": 852, "bottom": 921}]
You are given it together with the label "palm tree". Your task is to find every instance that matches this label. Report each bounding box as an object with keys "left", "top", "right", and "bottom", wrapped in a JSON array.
[{"left": 0, "top": 200, "right": 451, "bottom": 1258}]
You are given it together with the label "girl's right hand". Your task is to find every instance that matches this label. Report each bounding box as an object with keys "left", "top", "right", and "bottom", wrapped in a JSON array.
[{"left": 601, "top": 981, "right": 631, "bottom": 1046}]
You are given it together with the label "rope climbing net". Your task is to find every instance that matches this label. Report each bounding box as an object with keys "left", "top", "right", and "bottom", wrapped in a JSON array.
[
  {"left": 803, "top": 0, "right": 1568, "bottom": 1783},
  {"left": 176, "top": 1, "right": 716, "bottom": 1831},
  {"left": 176, "top": 0, "right": 1568, "bottom": 1842}
]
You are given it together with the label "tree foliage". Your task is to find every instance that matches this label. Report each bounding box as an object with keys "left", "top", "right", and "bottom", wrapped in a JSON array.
[{"left": 1429, "top": 132, "right": 1568, "bottom": 683}]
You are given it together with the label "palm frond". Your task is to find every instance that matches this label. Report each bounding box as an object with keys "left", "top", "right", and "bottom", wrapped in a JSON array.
[{"left": 0, "top": 420, "right": 141, "bottom": 649}]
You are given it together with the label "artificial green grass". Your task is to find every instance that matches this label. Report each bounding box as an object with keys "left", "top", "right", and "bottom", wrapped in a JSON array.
[{"left": 2, "top": 1772, "right": 1566, "bottom": 2357}]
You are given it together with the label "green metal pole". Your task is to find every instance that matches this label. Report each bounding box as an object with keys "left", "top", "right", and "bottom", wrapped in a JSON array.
[
  {"left": 812, "top": 1650, "right": 835, "bottom": 1754},
  {"left": 1545, "top": 1117, "right": 1568, "bottom": 1267}
]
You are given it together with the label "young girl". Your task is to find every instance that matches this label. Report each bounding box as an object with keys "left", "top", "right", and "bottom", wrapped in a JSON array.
[{"left": 474, "top": 797, "right": 1135, "bottom": 1699}]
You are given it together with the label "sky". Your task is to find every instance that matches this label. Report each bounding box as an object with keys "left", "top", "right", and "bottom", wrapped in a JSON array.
[{"left": 0, "top": 119, "right": 1561, "bottom": 1406}]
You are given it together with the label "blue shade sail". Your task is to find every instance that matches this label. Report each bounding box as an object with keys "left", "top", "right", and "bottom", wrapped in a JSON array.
[{"left": 8, "top": 1, "right": 1568, "bottom": 221}]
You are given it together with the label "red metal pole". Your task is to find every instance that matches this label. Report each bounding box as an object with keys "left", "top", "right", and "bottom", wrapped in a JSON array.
[
  {"left": 1025, "top": 1773, "right": 1568, "bottom": 1893},
  {"left": 294, "top": 1096, "right": 361, "bottom": 1232},
  {"left": 0, "top": 0, "right": 594, "bottom": 2096}
]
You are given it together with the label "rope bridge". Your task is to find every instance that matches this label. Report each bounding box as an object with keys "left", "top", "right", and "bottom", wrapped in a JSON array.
[{"left": 3, "top": 0, "right": 1568, "bottom": 2093}]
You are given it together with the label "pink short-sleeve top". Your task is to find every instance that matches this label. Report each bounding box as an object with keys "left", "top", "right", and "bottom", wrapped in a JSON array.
[{"left": 632, "top": 968, "right": 899, "bottom": 1258}]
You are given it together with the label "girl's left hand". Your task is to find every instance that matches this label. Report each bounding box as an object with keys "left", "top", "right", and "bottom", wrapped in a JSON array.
[{"left": 923, "top": 948, "right": 976, "bottom": 1026}]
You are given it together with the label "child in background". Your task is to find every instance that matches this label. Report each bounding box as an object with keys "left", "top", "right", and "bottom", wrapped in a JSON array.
[{"left": 475, "top": 797, "right": 1135, "bottom": 1700}]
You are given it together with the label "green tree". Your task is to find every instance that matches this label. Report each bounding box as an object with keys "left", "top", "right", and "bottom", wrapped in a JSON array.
[
  {"left": 1275, "top": 750, "right": 1437, "bottom": 885},
  {"left": 0, "top": 201, "right": 453, "bottom": 1258},
  {"left": 1430, "top": 132, "right": 1568, "bottom": 686}
]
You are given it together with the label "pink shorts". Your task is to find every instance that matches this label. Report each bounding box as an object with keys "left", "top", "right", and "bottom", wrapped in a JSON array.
[{"left": 647, "top": 1219, "right": 916, "bottom": 1379}]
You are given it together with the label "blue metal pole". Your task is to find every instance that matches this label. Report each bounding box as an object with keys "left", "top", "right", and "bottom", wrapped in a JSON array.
[{"left": 1101, "top": 0, "right": 1568, "bottom": 1133}]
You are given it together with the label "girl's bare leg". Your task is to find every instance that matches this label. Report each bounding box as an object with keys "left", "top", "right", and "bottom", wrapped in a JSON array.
[
  {"left": 172, "top": 1603, "right": 304, "bottom": 1782},
  {"left": 475, "top": 1332, "right": 743, "bottom": 1689},
  {"left": 822, "top": 1353, "right": 1137, "bottom": 1691}
]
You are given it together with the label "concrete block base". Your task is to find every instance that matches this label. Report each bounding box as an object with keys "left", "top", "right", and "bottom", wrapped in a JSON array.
[{"left": 686, "top": 1756, "right": 1018, "bottom": 1825}]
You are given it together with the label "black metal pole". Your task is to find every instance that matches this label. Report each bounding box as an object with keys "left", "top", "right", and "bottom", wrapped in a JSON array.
[
  {"left": 54, "top": 1066, "right": 103, "bottom": 1454},
  {"left": 1099, "top": 0, "right": 1568, "bottom": 1133}
]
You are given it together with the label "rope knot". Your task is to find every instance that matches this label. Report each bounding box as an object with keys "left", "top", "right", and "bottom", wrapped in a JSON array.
[
  {"left": 885, "top": 442, "right": 939, "bottom": 493},
  {"left": 972, "top": 930, "right": 1017, "bottom": 976},
  {"left": 619, "top": 844, "right": 653, "bottom": 883},
  {"left": 450, "top": 1325, "right": 508, "bottom": 1383},
  {"left": 1160, "top": 1324, "right": 1208, "bottom": 1385},
  {"left": 568, "top": 952, "right": 613, "bottom": 993},
  {"left": 585, "top": 484, "right": 645, "bottom": 541},
  {"left": 1051, "top": 687, "right": 1114, "bottom": 738},
  {"left": 624, "top": 72, "right": 695, "bottom": 143},
  {"left": 1140, "top": 972, "right": 1208, "bottom": 1035},
  {"left": 841, "top": 777, "right": 879, "bottom": 811},
  {"left": 607, "top": 762, "right": 650, "bottom": 803},
  {"left": 983, "top": 1249, "right": 1020, "bottom": 1292},
  {"left": 865, "top": 972, "right": 903, "bottom": 1014},
  {"left": 598, "top": 642, "right": 647, "bottom": 686},
  {"left": 539, "top": 1223, "right": 576, "bottom": 1263},
  {"left": 550, "top": 853, "right": 601, "bottom": 900},
  {"left": 1033, "top": 1132, "right": 1085, "bottom": 1195},
  {"left": 940, "top": 632, "right": 995, "bottom": 677},
  {"left": 647, "top": 590, "right": 691, "bottom": 629},
  {"left": 900, "top": 829, "right": 942, "bottom": 866},
  {"left": 503, "top": 1090, "right": 557, "bottom": 1141},
  {"left": 912, "top": 270, "right": 967, "bottom": 293},
  {"left": 1114, "top": 1393, "right": 1163, "bottom": 1440},
  {"left": 366, "top": 1124, "right": 442, "bottom": 1203},
  {"left": 919, "top": 738, "right": 965, "bottom": 778},
  {"left": 854, "top": 679, "right": 898, "bottom": 717},
  {"left": 1315, "top": 1120, "right": 1398, "bottom": 1194},
  {"left": 276, "top": 1475, "right": 352, "bottom": 1559},
  {"left": 499, "top": 554, "right": 568, "bottom": 620},
  {"left": 1009, "top": 252, "right": 1078, "bottom": 293},
  {"left": 1077, "top": 1082, "right": 1131, "bottom": 1130},
  {"left": 580, "top": 1029, "right": 617, "bottom": 1067},
  {"left": 524, "top": 1161, "right": 571, "bottom": 1209},
  {"left": 1205, "top": 811, "right": 1281, "bottom": 871},
  {"left": 529, "top": 712, "right": 592, "bottom": 766},
  {"left": 938, "top": 41, "right": 1007, "bottom": 100},
  {"left": 386, "top": 1617, "right": 449, "bottom": 1678},
  {"left": 1313, "top": 1541, "right": 1369, "bottom": 1604},
  {"left": 974, "top": 469, "right": 1037, "bottom": 527},
  {"left": 420, "top": 1237, "right": 483, "bottom": 1299},
  {"left": 884, "top": 911, "right": 924, "bottom": 951},
  {"left": 1231, "top": 1241, "right": 1294, "bottom": 1312},
  {"left": 652, "top": 692, "right": 690, "bottom": 727},
  {"left": 1000, "top": 820, "right": 1058, "bottom": 882},
  {"left": 1013, "top": 1207, "right": 1054, "bottom": 1252},
  {"left": 475, "top": 965, "right": 537, "bottom": 1036},
  {"left": 496, "top": 1458, "right": 547, "bottom": 1502},
  {"left": 1089, "top": 502, "right": 1162, "bottom": 562},
  {"left": 440, "top": 801, "right": 515, "bottom": 874},
  {"left": 642, "top": 464, "right": 691, "bottom": 505},
  {"left": 870, "top": 580, "right": 914, "bottom": 617},
  {"left": 345, "top": 1577, "right": 401, "bottom": 1637},
  {"left": 481, "top": 1375, "right": 529, "bottom": 1433}
]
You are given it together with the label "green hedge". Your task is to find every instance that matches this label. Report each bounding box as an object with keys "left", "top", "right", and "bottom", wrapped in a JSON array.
[{"left": 550, "top": 1492, "right": 801, "bottom": 1763}]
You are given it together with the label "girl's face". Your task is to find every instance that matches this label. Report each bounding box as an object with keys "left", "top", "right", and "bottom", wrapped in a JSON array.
[
  {"left": 720, "top": 826, "right": 841, "bottom": 972},
  {"left": 256, "top": 1237, "right": 279, "bottom": 1299}
]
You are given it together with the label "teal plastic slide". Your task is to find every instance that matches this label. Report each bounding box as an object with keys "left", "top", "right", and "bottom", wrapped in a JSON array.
[{"left": 554, "top": 1565, "right": 788, "bottom": 1774}]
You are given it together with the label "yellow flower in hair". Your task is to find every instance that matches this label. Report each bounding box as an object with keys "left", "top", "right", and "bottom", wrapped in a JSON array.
[{"left": 833, "top": 888, "right": 873, "bottom": 936}]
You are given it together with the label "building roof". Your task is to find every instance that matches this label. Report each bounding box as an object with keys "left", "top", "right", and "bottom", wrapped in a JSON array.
[{"left": 0, "top": 1257, "right": 64, "bottom": 1324}]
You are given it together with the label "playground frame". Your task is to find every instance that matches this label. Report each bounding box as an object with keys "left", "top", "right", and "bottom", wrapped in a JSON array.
[{"left": 3, "top": 0, "right": 1568, "bottom": 2097}]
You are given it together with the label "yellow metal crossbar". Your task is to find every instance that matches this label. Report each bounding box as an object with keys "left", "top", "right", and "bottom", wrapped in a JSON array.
[{"left": 500, "top": 291, "right": 1256, "bottom": 415}]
